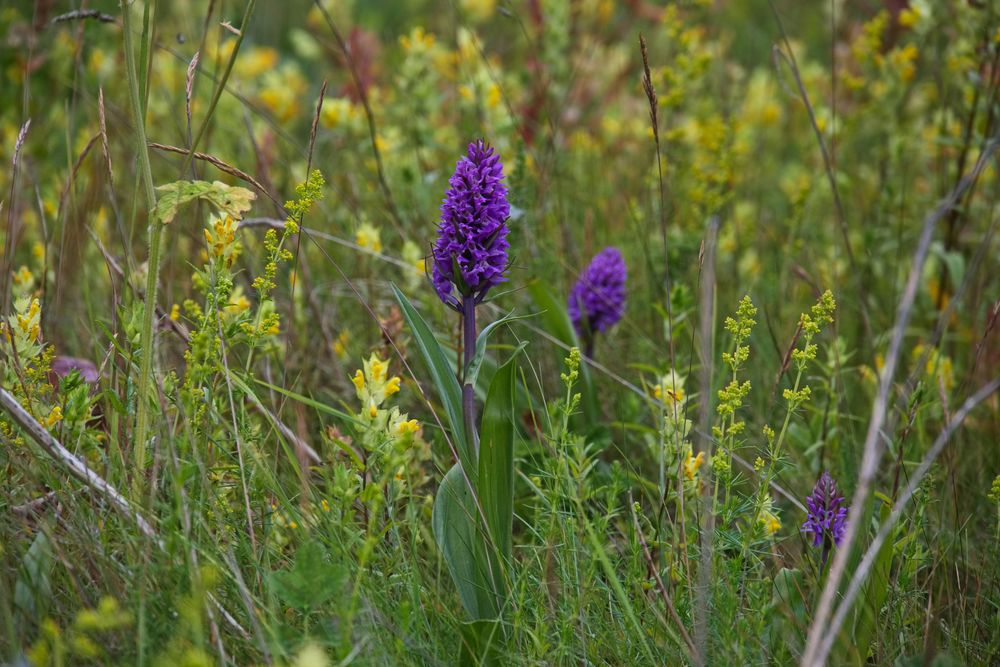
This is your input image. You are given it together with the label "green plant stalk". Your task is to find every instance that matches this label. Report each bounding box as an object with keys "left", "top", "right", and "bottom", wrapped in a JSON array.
[{"left": 121, "top": 0, "right": 160, "bottom": 502}]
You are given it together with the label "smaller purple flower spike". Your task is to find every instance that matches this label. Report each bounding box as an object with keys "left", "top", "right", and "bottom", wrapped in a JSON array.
[
  {"left": 801, "top": 472, "right": 849, "bottom": 548},
  {"left": 431, "top": 140, "right": 510, "bottom": 308},
  {"left": 568, "top": 247, "right": 627, "bottom": 341}
]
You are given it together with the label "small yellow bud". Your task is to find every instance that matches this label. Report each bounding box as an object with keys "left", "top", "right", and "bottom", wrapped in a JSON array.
[{"left": 352, "top": 369, "right": 365, "bottom": 391}]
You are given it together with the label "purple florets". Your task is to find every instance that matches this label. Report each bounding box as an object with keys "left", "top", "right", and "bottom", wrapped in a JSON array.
[
  {"left": 801, "top": 472, "right": 849, "bottom": 548},
  {"left": 432, "top": 140, "right": 510, "bottom": 307},
  {"left": 568, "top": 247, "right": 627, "bottom": 337}
]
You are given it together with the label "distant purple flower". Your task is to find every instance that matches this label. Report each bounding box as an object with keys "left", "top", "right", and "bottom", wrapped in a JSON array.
[
  {"left": 568, "top": 247, "right": 627, "bottom": 338},
  {"left": 801, "top": 472, "right": 848, "bottom": 548},
  {"left": 431, "top": 140, "right": 510, "bottom": 307}
]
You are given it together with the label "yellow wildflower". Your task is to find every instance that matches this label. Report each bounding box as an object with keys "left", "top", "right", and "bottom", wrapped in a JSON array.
[
  {"left": 43, "top": 406, "right": 63, "bottom": 428},
  {"left": 352, "top": 353, "right": 402, "bottom": 420},
  {"left": 355, "top": 223, "right": 382, "bottom": 253},
  {"left": 400, "top": 27, "right": 436, "bottom": 52},
  {"left": 459, "top": 0, "right": 496, "bottom": 22},
  {"left": 333, "top": 330, "right": 349, "bottom": 358},
  {"left": 898, "top": 7, "right": 919, "bottom": 28},
  {"left": 758, "top": 497, "right": 781, "bottom": 536},
  {"left": 204, "top": 215, "right": 241, "bottom": 267},
  {"left": 684, "top": 448, "right": 705, "bottom": 480},
  {"left": 394, "top": 418, "right": 420, "bottom": 437},
  {"left": 12, "top": 265, "right": 33, "bottom": 287},
  {"left": 652, "top": 370, "right": 686, "bottom": 405}
]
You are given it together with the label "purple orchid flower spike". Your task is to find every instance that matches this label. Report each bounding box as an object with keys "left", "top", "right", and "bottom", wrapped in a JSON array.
[
  {"left": 568, "top": 247, "right": 627, "bottom": 358},
  {"left": 802, "top": 471, "right": 849, "bottom": 569},
  {"left": 431, "top": 140, "right": 510, "bottom": 309},
  {"left": 431, "top": 140, "right": 511, "bottom": 455}
]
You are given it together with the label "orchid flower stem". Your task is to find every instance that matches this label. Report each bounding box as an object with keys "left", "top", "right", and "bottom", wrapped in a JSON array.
[{"left": 462, "top": 295, "right": 479, "bottom": 457}]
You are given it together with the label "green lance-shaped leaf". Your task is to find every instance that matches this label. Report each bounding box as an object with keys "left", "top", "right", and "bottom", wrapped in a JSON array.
[
  {"left": 392, "top": 284, "right": 472, "bottom": 474},
  {"left": 433, "top": 463, "right": 497, "bottom": 619},
  {"left": 154, "top": 180, "right": 255, "bottom": 224},
  {"left": 477, "top": 354, "right": 517, "bottom": 612}
]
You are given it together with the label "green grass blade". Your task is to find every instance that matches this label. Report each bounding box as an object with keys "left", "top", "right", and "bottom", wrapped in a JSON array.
[{"left": 392, "top": 284, "right": 472, "bottom": 472}]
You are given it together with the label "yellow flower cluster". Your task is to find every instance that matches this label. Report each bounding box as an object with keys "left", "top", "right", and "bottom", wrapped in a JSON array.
[
  {"left": 355, "top": 222, "right": 383, "bottom": 253},
  {"left": 353, "top": 353, "right": 403, "bottom": 420},
  {"left": 757, "top": 497, "right": 781, "bottom": 536},
  {"left": 652, "top": 369, "right": 686, "bottom": 406},
  {"left": 351, "top": 353, "right": 421, "bottom": 445},
  {"left": 204, "top": 214, "right": 241, "bottom": 268},
  {"left": 683, "top": 446, "right": 705, "bottom": 481},
  {"left": 2, "top": 296, "right": 43, "bottom": 358}
]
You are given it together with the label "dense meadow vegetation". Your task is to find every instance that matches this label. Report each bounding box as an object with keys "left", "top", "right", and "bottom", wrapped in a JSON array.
[{"left": 2, "top": 0, "right": 999, "bottom": 664}]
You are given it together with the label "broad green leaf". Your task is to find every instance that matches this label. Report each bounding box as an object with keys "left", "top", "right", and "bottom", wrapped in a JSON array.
[
  {"left": 433, "top": 463, "right": 495, "bottom": 619},
  {"left": 392, "top": 284, "right": 471, "bottom": 473},
  {"left": 270, "top": 541, "right": 346, "bottom": 610},
  {"left": 14, "top": 532, "right": 53, "bottom": 624},
  {"left": 154, "top": 180, "right": 255, "bottom": 224},
  {"left": 477, "top": 355, "right": 517, "bottom": 610}
]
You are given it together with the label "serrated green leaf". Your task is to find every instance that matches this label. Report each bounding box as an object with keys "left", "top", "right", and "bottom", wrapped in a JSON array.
[
  {"left": 154, "top": 180, "right": 255, "bottom": 224},
  {"left": 270, "top": 541, "right": 345, "bottom": 610}
]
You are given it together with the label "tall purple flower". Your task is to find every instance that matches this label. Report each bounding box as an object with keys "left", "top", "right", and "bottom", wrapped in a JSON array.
[
  {"left": 432, "top": 140, "right": 510, "bottom": 308},
  {"left": 801, "top": 472, "right": 849, "bottom": 548},
  {"left": 568, "top": 247, "right": 627, "bottom": 345}
]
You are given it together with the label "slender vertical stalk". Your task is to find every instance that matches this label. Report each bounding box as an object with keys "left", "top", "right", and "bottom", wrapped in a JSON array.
[
  {"left": 462, "top": 296, "right": 479, "bottom": 456},
  {"left": 121, "top": 0, "right": 160, "bottom": 500}
]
